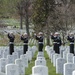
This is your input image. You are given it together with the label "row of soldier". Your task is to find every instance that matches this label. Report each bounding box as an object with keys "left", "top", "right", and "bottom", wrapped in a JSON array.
[
  {"left": 7, "top": 31, "right": 75, "bottom": 55},
  {"left": 8, "top": 32, "right": 44, "bottom": 55}
]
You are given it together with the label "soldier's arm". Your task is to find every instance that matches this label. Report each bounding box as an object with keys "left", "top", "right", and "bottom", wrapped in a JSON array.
[
  {"left": 8, "top": 33, "right": 11, "bottom": 39},
  {"left": 21, "top": 35, "right": 24, "bottom": 40},
  {"left": 67, "top": 36, "right": 70, "bottom": 41}
]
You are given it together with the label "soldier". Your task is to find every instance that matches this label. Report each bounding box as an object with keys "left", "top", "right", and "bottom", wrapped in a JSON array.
[
  {"left": 34, "top": 32, "right": 44, "bottom": 52},
  {"left": 8, "top": 32, "right": 15, "bottom": 55},
  {"left": 67, "top": 33, "right": 74, "bottom": 54},
  {"left": 21, "top": 33, "right": 28, "bottom": 54},
  {"left": 51, "top": 32, "right": 62, "bottom": 54}
]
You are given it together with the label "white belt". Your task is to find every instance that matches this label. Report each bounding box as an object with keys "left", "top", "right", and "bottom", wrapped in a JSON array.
[
  {"left": 53, "top": 42, "right": 57, "bottom": 44},
  {"left": 9, "top": 42, "right": 14, "bottom": 44},
  {"left": 53, "top": 42, "right": 57, "bottom": 43},
  {"left": 53, "top": 42, "right": 60, "bottom": 44},
  {"left": 23, "top": 43, "right": 28, "bottom": 45},
  {"left": 70, "top": 42, "right": 74, "bottom": 44},
  {"left": 39, "top": 42, "right": 43, "bottom": 44}
]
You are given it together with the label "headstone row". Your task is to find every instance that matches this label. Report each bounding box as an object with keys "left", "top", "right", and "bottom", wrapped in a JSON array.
[
  {"left": 45, "top": 45, "right": 75, "bottom": 75},
  {"left": 32, "top": 52, "right": 48, "bottom": 75},
  {"left": 0, "top": 46, "right": 37, "bottom": 75}
]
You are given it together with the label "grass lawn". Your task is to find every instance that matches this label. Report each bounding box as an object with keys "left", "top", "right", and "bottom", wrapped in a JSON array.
[{"left": 25, "top": 48, "right": 61, "bottom": 75}]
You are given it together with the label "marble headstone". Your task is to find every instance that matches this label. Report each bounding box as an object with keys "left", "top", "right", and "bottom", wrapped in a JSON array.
[
  {"left": 64, "top": 63, "right": 75, "bottom": 75},
  {"left": 6, "top": 64, "right": 19, "bottom": 75}
]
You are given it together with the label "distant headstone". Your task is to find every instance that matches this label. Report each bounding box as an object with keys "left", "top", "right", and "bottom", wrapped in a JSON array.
[
  {"left": 63, "top": 51, "right": 68, "bottom": 61},
  {"left": 35, "top": 59, "right": 46, "bottom": 66},
  {"left": 0, "top": 58, "right": 7, "bottom": 72},
  {"left": 3, "top": 49, "right": 9, "bottom": 58},
  {"left": 49, "top": 50, "right": 55, "bottom": 59},
  {"left": 60, "top": 46, "right": 65, "bottom": 57},
  {"left": 37, "top": 57, "right": 45, "bottom": 60},
  {"left": 51, "top": 52, "right": 55, "bottom": 63},
  {"left": 67, "top": 53, "right": 73, "bottom": 63},
  {"left": 53, "top": 54, "right": 61, "bottom": 66},
  {"left": 45, "top": 46, "right": 50, "bottom": 51},
  {"left": 7, "top": 55, "right": 14, "bottom": 64},
  {"left": 37, "top": 52, "right": 44, "bottom": 57},
  {"left": 73, "top": 56, "right": 75, "bottom": 64},
  {"left": 27, "top": 51, "right": 32, "bottom": 61},
  {"left": 20, "top": 54, "right": 28, "bottom": 68},
  {"left": 12, "top": 52, "right": 19, "bottom": 61}
]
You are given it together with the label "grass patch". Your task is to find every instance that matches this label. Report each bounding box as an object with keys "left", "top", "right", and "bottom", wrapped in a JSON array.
[
  {"left": 44, "top": 50, "right": 61, "bottom": 75},
  {"left": 25, "top": 51, "right": 38, "bottom": 75},
  {"left": 25, "top": 48, "right": 62, "bottom": 75},
  {"left": 0, "top": 18, "right": 20, "bottom": 27}
]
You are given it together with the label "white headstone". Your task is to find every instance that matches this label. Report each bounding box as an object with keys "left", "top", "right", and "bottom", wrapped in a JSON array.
[
  {"left": 37, "top": 52, "right": 44, "bottom": 57},
  {"left": 56, "top": 58, "right": 66, "bottom": 74},
  {"left": 32, "top": 65, "right": 48, "bottom": 75},
  {"left": 20, "top": 54, "right": 28, "bottom": 68},
  {"left": 64, "top": 63, "right": 75, "bottom": 75},
  {"left": 51, "top": 52, "right": 55, "bottom": 63},
  {"left": 53, "top": 54, "right": 61, "bottom": 66},
  {"left": 45, "top": 46, "right": 50, "bottom": 51},
  {"left": 15, "top": 59, "right": 25, "bottom": 75},
  {"left": 35, "top": 59, "right": 46, "bottom": 66},
  {"left": 3, "top": 49, "right": 9, "bottom": 58},
  {"left": 27, "top": 51, "right": 32, "bottom": 61},
  {"left": 6, "top": 64, "right": 19, "bottom": 75},
  {"left": 49, "top": 50, "right": 55, "bottom": 59},
  {"left": 60, "top": 46, "right": 65, "bottom": 57},
  {"left": 63, "top": 51, "right": 68, "bottom": 61},
  {"left": 73, "top": 56, "right": 75, "bottom": 64},
  {"left": 0, "top": 50, "right": 3, "bottom": 58},
  {"left": 0, "top": 58, "right": 8, "bottom": 72},
  {"left": 12, "top": 52, "right": 19, "bottom": 61},
  {"left": 7, "top": 55, "right": 14, "bottom": 64},
  {"left": 72, "top": 70, "right": 75, "bottom": 75},
  {"left": 67, "top": 53, "right": 73, "bottom": 63},
  {"left": 37, "top": 56, "right": 45, "bottom": 60},
  {"left": 0, "top": 72, "right": 5, "bottom": 75}
]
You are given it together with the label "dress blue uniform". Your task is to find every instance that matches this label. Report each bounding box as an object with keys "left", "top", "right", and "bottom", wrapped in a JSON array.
[
  {"left": 21, "top": 34, "right": 28, "bottom": 54},
  {"left": 8, "top": 33, "right": 15, "bottom": 55},
  {"left": 51, "top": 33, "right": 61, "bottom": 54}
]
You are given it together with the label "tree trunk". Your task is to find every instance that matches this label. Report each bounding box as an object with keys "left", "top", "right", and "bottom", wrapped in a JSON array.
[
  {"left": 46, "top": 27, "right": 50, "bottom": 45},
  {"left": 20, "top": 15, "right": 23, "bottom": 29},
  {"left": 62, "top": 33, "right": 65, "bottom": 44},
  {"left": 47, "top": 35, "right": 50, "bottom": 45},
  {"left": 25, "top": 11, "right": 30, "bottom": 36}
]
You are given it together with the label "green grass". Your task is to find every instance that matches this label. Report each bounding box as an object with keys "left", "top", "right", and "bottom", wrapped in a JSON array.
[
  {"left": 25, "top": 48, "right": 61, "bottom": 75},
  {"left": 1, "top": 18, "right": 20, "bottom": 26},
  {"left": 44, "top": 50, "right": 61, "bottom": 75},
  {"left": 25, "top": 51, "right": 38, "bottom": 75}
]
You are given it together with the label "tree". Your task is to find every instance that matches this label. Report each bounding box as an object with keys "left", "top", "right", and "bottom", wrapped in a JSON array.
[
  {"left": 32, "top": 0, "right": 57, "bottom": 45},
  {"left": 17, "top": 0, "right": 24, "bottom": 29},
  {"left": 16, "top": 0, "right": 31, "bottom": 36},
  {"left": 23, "top": 0, "right": 31, "bottom": 36}
]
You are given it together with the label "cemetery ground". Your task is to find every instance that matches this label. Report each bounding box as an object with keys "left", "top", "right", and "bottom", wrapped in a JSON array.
[
  {"left": 25, "top": 49, "right": 61, "bottom": 75},
  {"left": 0, "top": 33, "right": 62, "bottom": 75}
]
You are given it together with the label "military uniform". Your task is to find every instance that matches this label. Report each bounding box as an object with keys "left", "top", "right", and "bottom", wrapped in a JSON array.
[
  {"left": 8, "top": 33, "right": 15, "bottom": 55},
  {"left": 35, "top": 36, "right": 44, "bottom": 52},
  {"left": 51, "top": 35, "right": 61, "bottom": 54},
  {"left": 67, "top": 36, "right": 74, "bottom": 54},
  {"left": 21, "top": 35, "right": 28, "bottom": 54}
]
